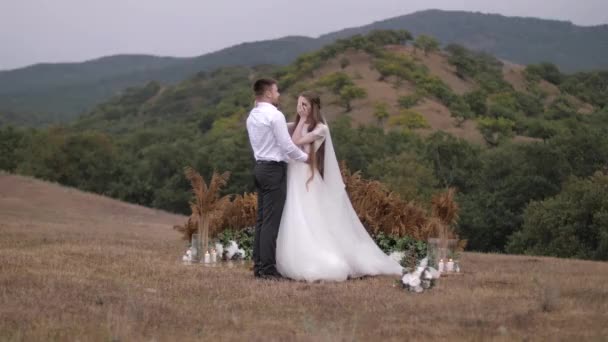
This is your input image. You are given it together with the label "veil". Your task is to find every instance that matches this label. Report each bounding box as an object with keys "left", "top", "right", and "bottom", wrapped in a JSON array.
[{"left": 321, "top": 122, "right": 346, "bottom": 197}]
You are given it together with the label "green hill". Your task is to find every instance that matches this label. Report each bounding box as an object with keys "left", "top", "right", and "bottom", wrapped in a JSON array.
[
  {"left": 2, "top": 31, "right": 608, "bottom": 260},
  {"left": 1, "top": 10, "right": 607, "bottom": 124}
]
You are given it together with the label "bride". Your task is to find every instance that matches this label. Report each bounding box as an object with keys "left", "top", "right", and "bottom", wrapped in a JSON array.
[{"left": 276, "top": 91, "right": 403, "bottom": 282}]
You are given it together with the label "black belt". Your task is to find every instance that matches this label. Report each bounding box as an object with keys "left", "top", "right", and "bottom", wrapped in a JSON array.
[{"left": 256, "top": 160, "right": 287, "bottom": 165}]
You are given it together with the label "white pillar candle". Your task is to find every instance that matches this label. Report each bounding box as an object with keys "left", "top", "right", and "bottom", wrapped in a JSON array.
[
  {"left": 210, "top": 249, "right": 217, "bottom": 263},
  {"left": 446, "top": 259, "right": 454, "bottom": 272},
  {"left": 438, "top": 259, "right": 445, "bottom": 273},
  {"left": 203, "top": 251, "right": 211, "bottom": 264}
]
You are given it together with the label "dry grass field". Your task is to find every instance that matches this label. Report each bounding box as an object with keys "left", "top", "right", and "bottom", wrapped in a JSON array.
[{"left": 1, "top": 173, "right": 608, "bottom": 341}]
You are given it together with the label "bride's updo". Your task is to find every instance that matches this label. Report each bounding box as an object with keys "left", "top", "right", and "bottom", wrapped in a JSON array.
[{"left": 295, "top": 91, "right": 326, "bottom": 186}]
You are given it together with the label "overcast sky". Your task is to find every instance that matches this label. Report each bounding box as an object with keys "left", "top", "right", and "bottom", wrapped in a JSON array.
[{"left": 1, "top": 0, "right": 607, "bottom": 71}]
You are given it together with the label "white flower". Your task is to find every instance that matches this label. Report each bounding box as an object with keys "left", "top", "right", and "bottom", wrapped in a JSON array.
[
  {"left": 389, "top": 251, "right": 405, "bottom": 263},
  {"left": 409, "top": 276, "right": 421, "bottom": 287},
  {"left": 225, "top": 240, "right": 240, "bottom": 259},
  {"left": 182, "top": 255, "right": 189, "bottom": 262},
  {"left": 414, "top": 286, "right": 423, "bottom": 293},
  {"left": 419, "top": 257, "right": 428, "bottom": 268},
  {"left": 402, "top": 274, "right": 413, "bottom": 284}
]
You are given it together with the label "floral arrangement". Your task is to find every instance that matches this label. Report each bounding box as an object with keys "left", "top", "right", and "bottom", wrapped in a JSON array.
[{"left": 398, "top": 257, "right": 441, "bottom": 293}]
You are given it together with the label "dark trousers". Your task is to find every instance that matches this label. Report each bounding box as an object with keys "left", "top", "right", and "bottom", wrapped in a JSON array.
[{"left": 253, "top": 161, "right": 287, "bottom": 276}]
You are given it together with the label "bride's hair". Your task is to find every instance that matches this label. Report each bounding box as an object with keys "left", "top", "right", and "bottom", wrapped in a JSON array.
[{"left": 295, "top": 91, "right": 326, "bottom": 187}]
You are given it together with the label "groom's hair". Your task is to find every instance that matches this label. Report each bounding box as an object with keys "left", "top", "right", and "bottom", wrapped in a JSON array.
[{"left": 253, "top": 78, "right": 277, "bottom": 97}]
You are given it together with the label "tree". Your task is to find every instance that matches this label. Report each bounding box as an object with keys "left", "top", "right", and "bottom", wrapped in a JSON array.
[
  {"left": 367, "top": 29, "right": 413, "bottom": 46},
  {"left": 446, "top": 44, "right": 475, "bottom": 79},
  {"left": 448, "top": 96, "right": 475, "bottom": 127},
  {"left": 316, "top": 72, "right": 352, "bottom": 94},
  {"left": 387, "top": 109, "right": 430, "bottom": 129},
  {"left": 458, "top": 142, "right": 570, "bottom": 252},
  {"left": 340, "top": 57, "right": 350, "bottom": 69},
  {"left": 414, "top": 35, "right": 440, "bottom": 56},
  {"left": 507, "top": 172, "right": 608, "bottom": 260},
  {"left": 398, "top": 93, "right": 422, "bottom": 109},
  {"left": 524, "top": 62, "right": 563, "bottom": 85},
  {"left": 477, "top": 117, "right": 515, "bottom": 146},
  {"left": 463, "top": 89, "right": 488, "bottom": 116},
  {"left": 0, "top": 126, "right": 25, "bottom": 172},
  {"left": 373, "top": 102, "right": 390, "bottom": 126},
  {"left": 423, "top": 132, "right": 482, "bottom": 193},
  {"left": 368, "top": 151, "right": 439, "bottom": 202},
  {"left": 339, "top": 85, "right": 367, "bottom": 112}
]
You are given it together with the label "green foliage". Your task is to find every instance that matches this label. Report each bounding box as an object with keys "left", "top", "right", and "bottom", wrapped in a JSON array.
[
  {"left": 463, "top": 89, "right": 488, "bottom": 116},
  {"left": 518, "top": 118, "right": 563, "bottom": 140},
  {"left": 413, "top": 35, "right": 440, "bottom": 55},
  {"left": 340, "top": 57, "right": 350, "bottom": 69},
  {"left": 458, "top": 142, "right": 571, "bottom": 251},
  {"left": 508, "top": 173, "right": 608, "bottom": 260},
  {"left": 368, "top": 151, "right": 439, "bottom": 202},
  {"left": 418, "top": 76, "right": 455, "bottom": 105},
  {"left": 445, "top": 44, "right": 510, "bottom": 93},
  {"left": 366, "top": 30, "right": 413, "bottom": 46},
  {"left": 329, "top": 116, "right": 417, "bottom": 176},
  {"left": 545, "top": 96, "right": 576, "bottom": 120},
  {"left": 16, "top": 129, "right": 122, "bottom": 194},
  {"left": 217, "top": 227, "right": 256, "bottom": 260},
  {"left": 339, "top": 85, "right": 367, "bottom": 112},
  {"left": 316, "top": 72, "right": 366, "bottom": 111},
  {"left": 524, "top": 63, "right": 563, "bottom": 85},
  {"left": 0, "top": 126, "right": 26, "bottom": 172},
  {"left": 514, "top": 91, "right": 544, "bottom": 117},
  {"left": 448, "top": 96, "right": 474, "bottom": 126},
  {"left": 388, "top": 109, "right": 430, "bottom": 129},
  {"left": 423, "top": 132, "right": 482, "bottom": 192},
  {"left": 372, "top": 50, "right": 456, "bottom": 106},
  {"left": 373, "top": 232, "right": 428, "bottom": 258},
  {"left": 373, "top": 52, "right": 418, "bottom": 82},
  {"left": 398, "top": 93, "right": 422, "bottom": 109},
  {"left": 559, "top": 71, "right": 608, "bottom": 108},
  {"left": 486, "top": 92, "right": 520, "bottom": 120},
  {"left": 373, "top": 102, "right": 390, "bottom": 126},
  {"left": 477, "top": 116, "right": 515, "bottom": 146}
]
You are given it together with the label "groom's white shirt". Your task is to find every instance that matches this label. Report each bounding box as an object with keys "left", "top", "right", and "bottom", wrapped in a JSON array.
[{"left": 246, "top": 102, "right": 308, "bottom": 163}]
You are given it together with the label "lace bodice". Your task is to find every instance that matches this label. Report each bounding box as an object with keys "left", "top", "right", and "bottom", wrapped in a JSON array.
[{"left": 300, "top": 123, "right": 327, "bottom": 153}]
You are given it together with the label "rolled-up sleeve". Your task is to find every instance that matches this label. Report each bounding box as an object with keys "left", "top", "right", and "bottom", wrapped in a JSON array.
[{"left": 271, "top": 111, "right": 308, "bottom": 162}]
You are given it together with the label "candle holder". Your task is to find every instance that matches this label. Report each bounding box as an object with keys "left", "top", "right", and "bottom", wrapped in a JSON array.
[
  {"left": 190, "top": 233, "right": 200, "bottom": 262},
  {"left": 427, "top": 238, "right": 459, "bottom": 271}
]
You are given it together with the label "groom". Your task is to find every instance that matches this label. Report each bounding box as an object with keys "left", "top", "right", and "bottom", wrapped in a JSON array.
[{"left": 246, "top": 78, "right": 309, "bottom": 279}]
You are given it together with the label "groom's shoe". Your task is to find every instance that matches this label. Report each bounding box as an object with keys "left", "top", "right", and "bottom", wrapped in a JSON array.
[
  {"left": 257, "top": 274, "right": 284, "bottom": 281},
  {"left": 255, "top": 269, "right": 287, "bottom": 281}
]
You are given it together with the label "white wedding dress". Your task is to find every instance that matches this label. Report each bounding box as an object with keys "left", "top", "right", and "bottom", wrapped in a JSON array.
[{"left": 276, "top": 123, "right": 403, "bottom": 282}]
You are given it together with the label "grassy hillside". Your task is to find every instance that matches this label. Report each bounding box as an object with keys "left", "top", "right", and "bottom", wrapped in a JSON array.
[
  {"left": 1, "top": 173, "right": 607, "bottom": 340},
  {"left": 70, "top": 31, "right": 596, "bottom": 146},
  {"left": 1, "top": 10, "right": 607, "bottom": 123}
]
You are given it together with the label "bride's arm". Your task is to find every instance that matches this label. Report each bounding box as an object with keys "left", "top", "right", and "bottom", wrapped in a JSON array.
[
  {"left": 292, "top": 124, "right": 326, "bottom": 145},
  {"left": 291, "top": 118, "right": 307, "bottom": 144}
]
